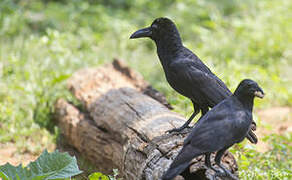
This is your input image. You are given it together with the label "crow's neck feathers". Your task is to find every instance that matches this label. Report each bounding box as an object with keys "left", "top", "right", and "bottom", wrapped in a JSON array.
[
  {"left": 154, "top": 26, "right": 183, "bottom": 65},
  {"left": 155, "top": 31, "right": 182, "bottom": 50},
  {"left": 233, "top": 92, "right": 254, "bottom": 112}
]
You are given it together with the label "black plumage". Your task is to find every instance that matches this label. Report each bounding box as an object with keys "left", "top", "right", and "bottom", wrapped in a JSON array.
[
  {"left": 130, "top": 17, "right": 257, "bottom": 143},
  {"left": 161, "top": 79, "right": 264, "bottom": 180}
]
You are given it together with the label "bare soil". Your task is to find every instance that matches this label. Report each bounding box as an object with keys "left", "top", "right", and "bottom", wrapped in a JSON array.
[
  {"left": 255, "top": 106, "right": 291, "bottom": 152},
  {"left": 0, "top": 143, "right": 38, "bottom": 166}
]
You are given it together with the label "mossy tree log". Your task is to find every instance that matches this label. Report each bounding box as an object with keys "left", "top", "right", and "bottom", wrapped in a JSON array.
[{"left": 55, "top": 59, "right": 238, "bottom": 180}]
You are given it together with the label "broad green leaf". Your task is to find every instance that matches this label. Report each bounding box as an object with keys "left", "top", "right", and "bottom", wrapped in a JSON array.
[
  {"left": 0, "top": 164, "right": 28, "bottom": 180},
  {"left": 0, "top": 150, "right": 82, "bottom": 180},
  {"left": 28, "top": 150, "right": 82, "bottom": 179}
]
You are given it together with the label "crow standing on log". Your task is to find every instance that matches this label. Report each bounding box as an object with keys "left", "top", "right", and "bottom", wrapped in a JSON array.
[
  {"left": 162, "top": 79, "right": 265, "bottom": 180},
  {"left": 130, "top": 17, "right": 257, "bottom": 143}
]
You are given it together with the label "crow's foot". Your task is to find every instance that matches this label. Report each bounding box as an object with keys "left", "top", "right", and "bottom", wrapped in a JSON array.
[
  {"left": 165, "top": 125, "right": 192, "bottom": 134},
  {"left": 214, "top": 170, "right": 238, "bottom": 180}
]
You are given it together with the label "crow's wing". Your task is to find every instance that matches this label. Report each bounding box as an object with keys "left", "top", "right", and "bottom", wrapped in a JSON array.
[
  {"left": 183, "top": 98, "right": 248, "bottom": 151},
  {"left": 182, "top": 48, "right": 232, "bottom": 96},
  {"left": 162, "top": 98, "right": 246, "bottom": 180},
  {"left": 169, "top": 60, "right": 231, "bottom": 106}
]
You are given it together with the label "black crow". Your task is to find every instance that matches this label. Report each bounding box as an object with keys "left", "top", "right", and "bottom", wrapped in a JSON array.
[
  {"left": 130, "top": 17, "right": 257, "bottom": 143},
  {"left": 161, "top": 79, "right": 264, "bottom": 180}
]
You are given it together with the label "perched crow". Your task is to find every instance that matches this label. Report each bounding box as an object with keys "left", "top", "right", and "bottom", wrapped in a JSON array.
[
  {"left": 161, "top": 79, "right": 264, "bottom": 180},
  {"left": 130, "top": 17, "right": 257, "bottom": 143}
]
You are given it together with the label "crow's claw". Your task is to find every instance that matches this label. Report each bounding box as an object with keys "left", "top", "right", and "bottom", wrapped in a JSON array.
[
  {"left": 165, "top": 125, "right": 192, "bottom": 134},
  {"left": 214, "top": 170, "right": 239, "bottom": 180}
]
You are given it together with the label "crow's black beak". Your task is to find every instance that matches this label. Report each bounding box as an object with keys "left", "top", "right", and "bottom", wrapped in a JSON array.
[
  {"left": 254, "top": 88, "right": 265, "bottom": 98},
  {"left": 130, "top": 27, "right": 152, "bottom": 39}
]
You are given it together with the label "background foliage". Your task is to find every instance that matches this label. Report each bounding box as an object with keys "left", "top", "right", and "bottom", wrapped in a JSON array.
[{"left": 0, "top": 0, "right": 291, "bottom": 179}]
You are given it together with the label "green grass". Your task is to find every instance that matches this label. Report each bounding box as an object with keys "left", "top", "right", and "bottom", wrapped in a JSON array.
[
  {"left": 0, "top": 0, "right": 291, "bottom": 179},
  {"left": 232, "top": 133, "right": 292, "bottom": 180}
]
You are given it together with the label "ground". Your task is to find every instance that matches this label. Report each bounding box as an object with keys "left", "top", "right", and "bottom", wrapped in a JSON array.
[
  {"left": 255, "top": 107, "right": 291, "bottom": 152},
  {"left": 0, "top": 141, "right": 55, "bottom": 166}
]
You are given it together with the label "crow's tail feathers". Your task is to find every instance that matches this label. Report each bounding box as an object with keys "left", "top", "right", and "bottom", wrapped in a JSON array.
[
  {"left": 161, "top": 162, "right": 190, "bottom": 180},
  {"left": 161, "top": 145, "right": 203, "bottom": 180}
]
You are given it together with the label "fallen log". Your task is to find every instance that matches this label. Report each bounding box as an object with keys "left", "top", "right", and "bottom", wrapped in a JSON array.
[{"left": 55, "top": 59, "right": 238, "bottom": 180}]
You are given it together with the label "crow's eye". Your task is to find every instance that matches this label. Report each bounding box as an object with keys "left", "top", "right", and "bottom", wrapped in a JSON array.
[
  {"left": 152, "top": 24, "right": 158, "bottom": 29},
  {"left": 247, "top": 82, "right": 254, "bottom": 87}
]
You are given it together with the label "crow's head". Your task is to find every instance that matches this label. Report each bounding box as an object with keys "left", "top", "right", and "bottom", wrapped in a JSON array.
[
  {"left": 130, "top": 17, "right": 180, "bottom": 41},
  {"left": 234, "top": 79, "right": 265, "bottom": 99}
]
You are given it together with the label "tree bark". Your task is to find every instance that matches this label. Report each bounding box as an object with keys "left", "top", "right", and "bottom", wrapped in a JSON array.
[{"left": 54, "top": 59, "right": 238, "bottom": 180}]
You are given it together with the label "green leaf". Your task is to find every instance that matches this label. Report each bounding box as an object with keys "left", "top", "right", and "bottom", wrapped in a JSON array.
[
  {"left": 0, "top": 149, "right": 82, "bottom": 180},
  {"left": 28, "top": 150, "right": 83, "bottom": 179},
  {"left": 89, "top": 172, "right": 110, "bottom": 180},
  {"left": 0, "top": 164, "right": 28, "bottom": 180}
]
